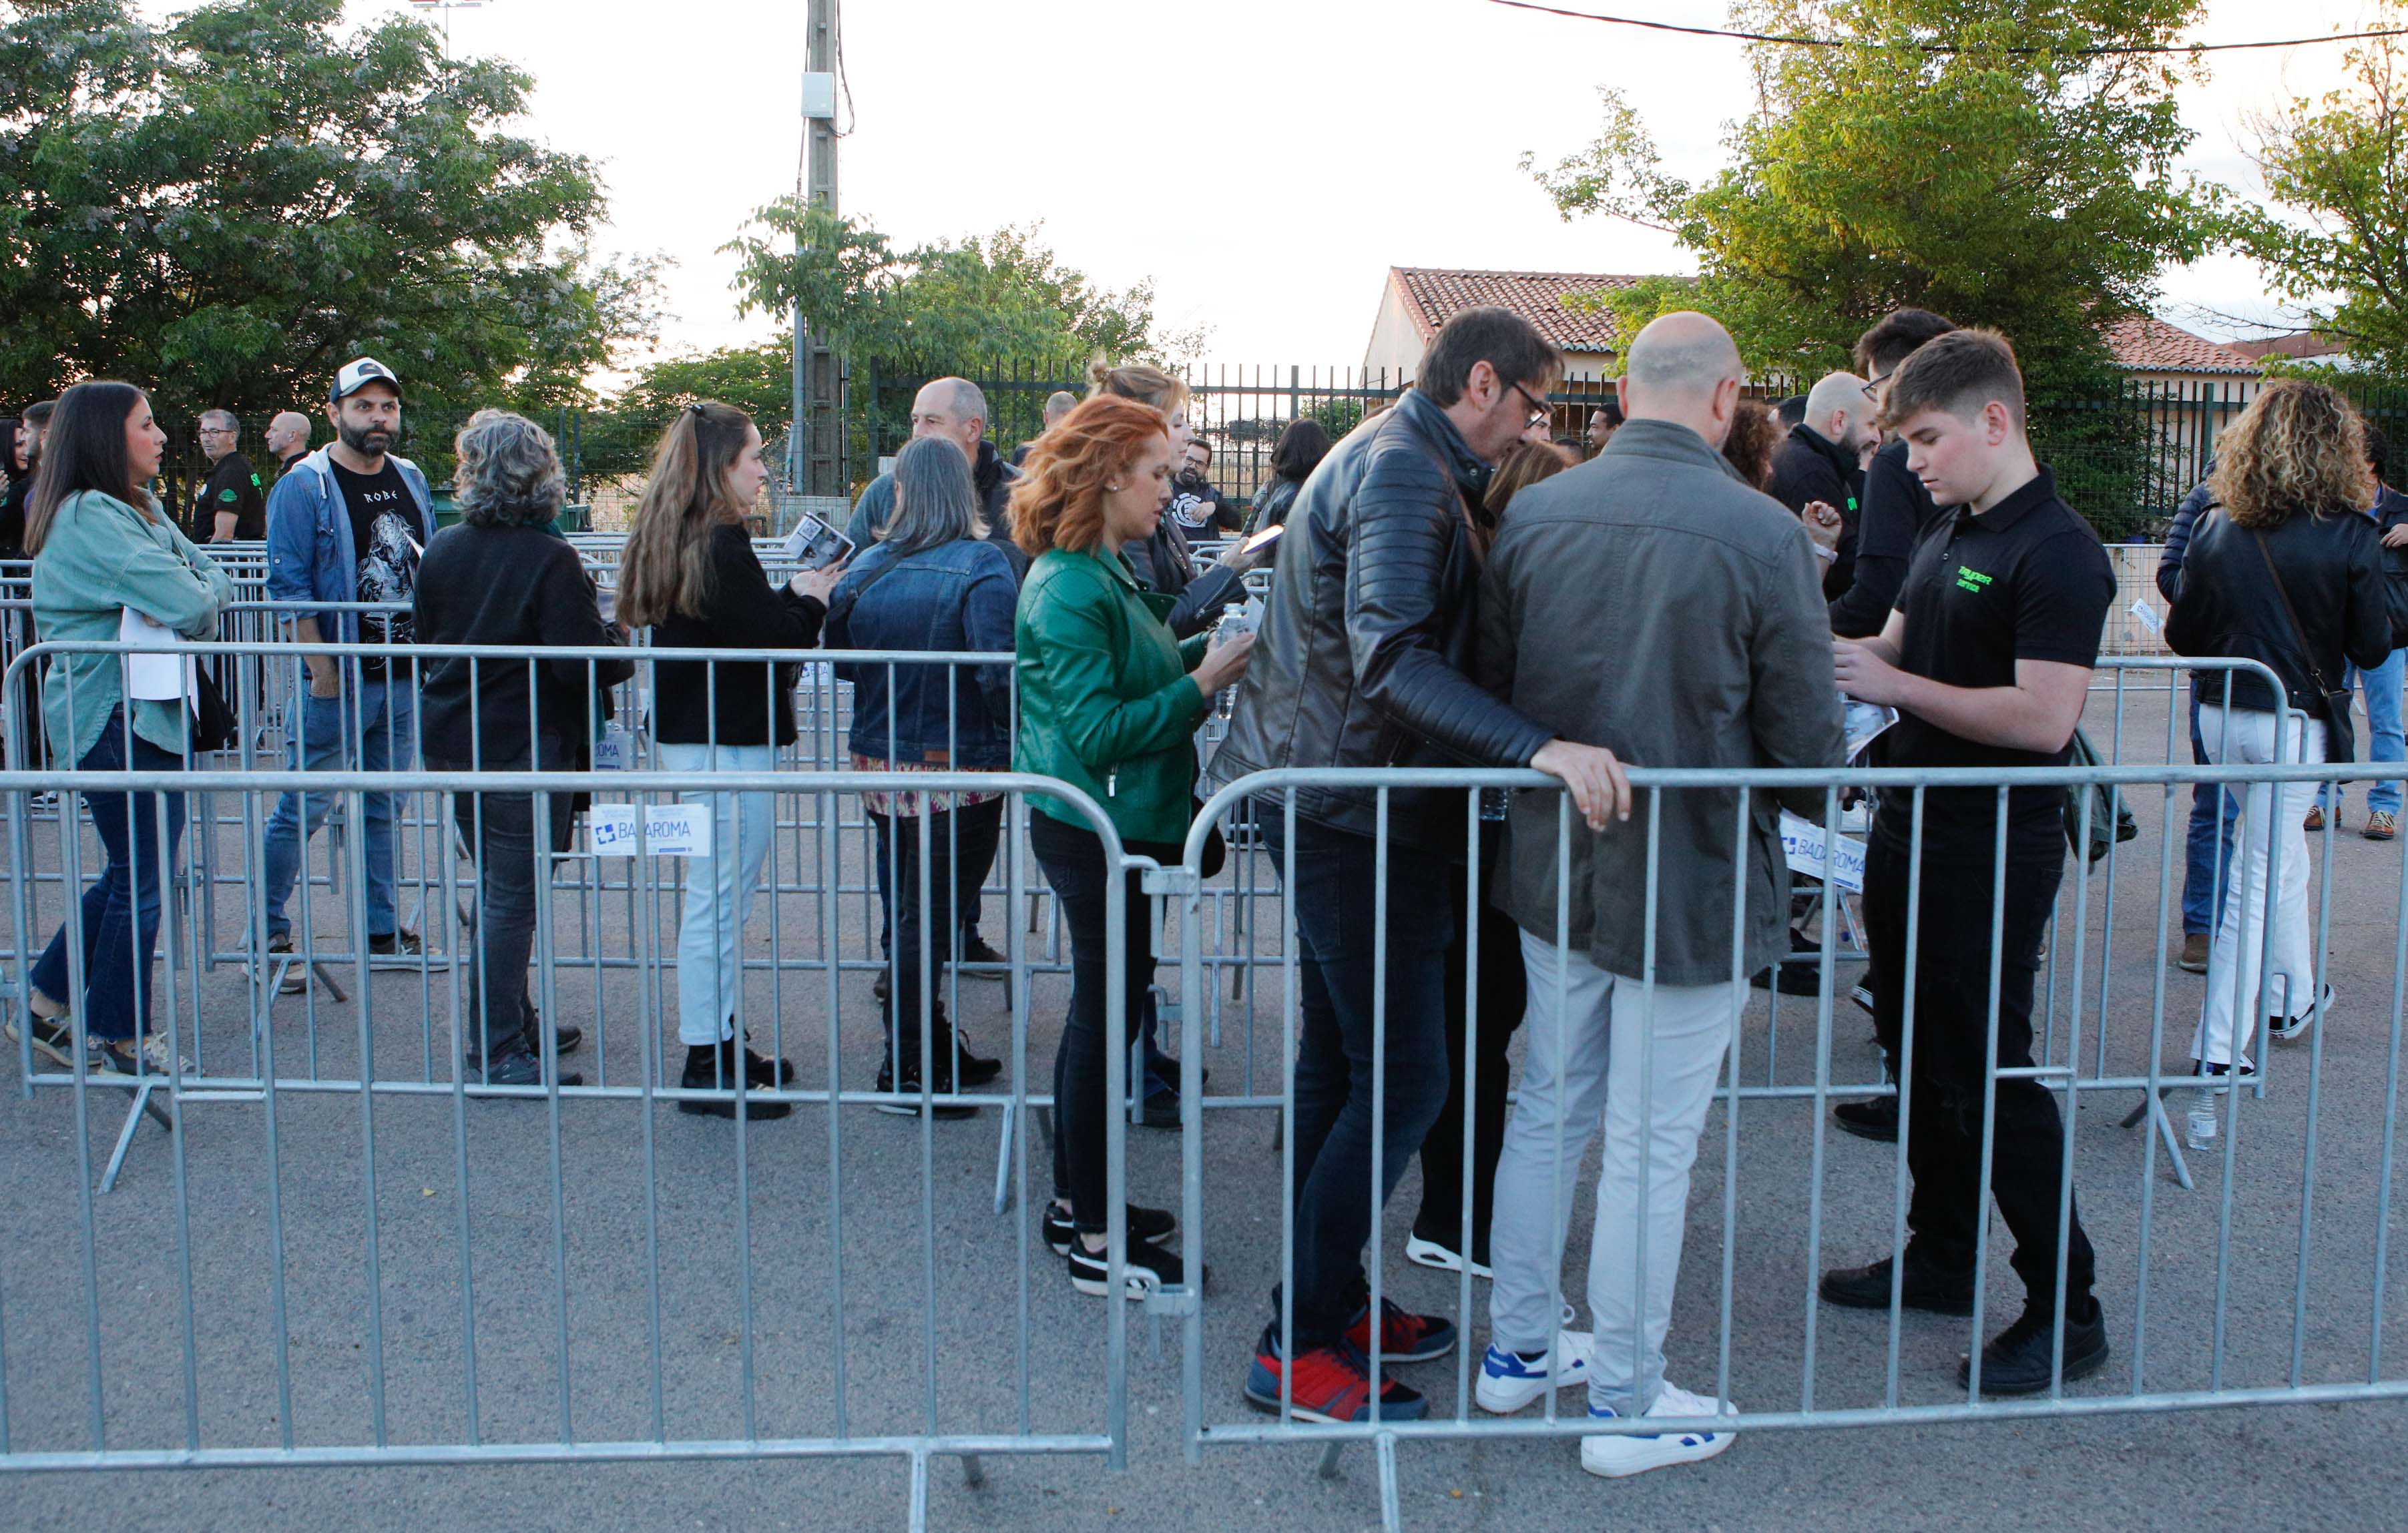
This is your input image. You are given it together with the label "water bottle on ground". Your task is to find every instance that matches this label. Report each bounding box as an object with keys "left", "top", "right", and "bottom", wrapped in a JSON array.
[{"left": 2185, "top": 1087, "right": 2219, "bottom": 1153}]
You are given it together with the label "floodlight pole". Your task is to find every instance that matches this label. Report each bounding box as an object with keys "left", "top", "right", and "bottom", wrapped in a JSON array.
[
  {"left": 407, "top": 0, "right": 485, "bottom": 59},
  {"left": 793, "top": 0, "right": 842, "bottom": 499}
]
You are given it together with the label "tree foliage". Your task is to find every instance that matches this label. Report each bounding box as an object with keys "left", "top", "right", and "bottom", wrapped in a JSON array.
[
  {"left": 1525, "top": 0, "right": 2224, "bottom": 396},
  {"left": 2238, "top": 7, "right": 2408, "bottom": 379},
  {"left": 0, "top": 0, "right": 660, "bottom": 418},
  {"left": 723, "top": 204, "right": 1168, "bottom": 377}
]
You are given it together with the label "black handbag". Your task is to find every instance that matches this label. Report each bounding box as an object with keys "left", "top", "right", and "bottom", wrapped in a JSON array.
[
  {"left": 2254, "top": 531, "right": 2357, "bottom": 768},
  {"left": 188, "top": 666, "right": 236, "bottom": 755}
]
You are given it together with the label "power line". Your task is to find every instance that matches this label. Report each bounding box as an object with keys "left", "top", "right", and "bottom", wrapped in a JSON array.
[{"left": 1484, "top": 0, "right": 2408, "bottom": 55}]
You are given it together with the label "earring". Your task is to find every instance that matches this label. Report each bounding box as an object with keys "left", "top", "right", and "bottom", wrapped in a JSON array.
[{"left": 1107, "top": 481, "right": 1122, "bottom": 490}]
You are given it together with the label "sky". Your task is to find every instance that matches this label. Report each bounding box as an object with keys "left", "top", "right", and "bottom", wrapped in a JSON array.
[{"left": 344, "top": 0, "right": 2394, "bottom": 374}]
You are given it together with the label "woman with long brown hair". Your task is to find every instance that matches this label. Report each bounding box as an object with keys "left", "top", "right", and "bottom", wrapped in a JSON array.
[
  {"left": 1012, "top": 393, "right": 1254, "bottom": 1297},
  {"left": 2169, "top": 378, "right": 2393, "bottom": 1079},
  {"left": 617, "top": 400, "right": 845, "bottom": 1116}
]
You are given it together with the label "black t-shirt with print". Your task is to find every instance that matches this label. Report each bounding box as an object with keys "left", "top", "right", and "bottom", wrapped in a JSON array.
[
  {"left": 196, "top": 451, "right": 266, "bottom": 541},
  {"left": 1873, "top": 467, "right": 2114, "bottom": 860},
  {"left": 1166, "top": 475, "right": 1238, "bottom": 537},
  {"left": 328, "top": 457, "right": 423, "bottom": 681}
]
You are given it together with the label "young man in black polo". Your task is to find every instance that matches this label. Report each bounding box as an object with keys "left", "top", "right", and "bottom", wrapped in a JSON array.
[{"left": 1817, "top": 329, "right": 2114, "bottom": 1394}]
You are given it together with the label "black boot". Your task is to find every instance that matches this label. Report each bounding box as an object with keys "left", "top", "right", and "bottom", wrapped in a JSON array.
[{"left": 680, "top": 1042, "right": 792, "bottom": 1119}]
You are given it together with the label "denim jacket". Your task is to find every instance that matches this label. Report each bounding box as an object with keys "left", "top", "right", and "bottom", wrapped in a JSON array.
[
  {"left": 825, "top": 537, "right": 1017, "bottom": 769},
  {"left": 264, "top": 446, "right": 433, "bottom": 640}
]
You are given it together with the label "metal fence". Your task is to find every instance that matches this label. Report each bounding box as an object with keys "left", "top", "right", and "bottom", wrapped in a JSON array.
[{"left": 4, "top": 623, "right": 2405, "bottom": 1525}]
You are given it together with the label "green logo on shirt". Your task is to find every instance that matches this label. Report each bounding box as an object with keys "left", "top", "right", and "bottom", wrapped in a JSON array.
[{"left": 1954, "top": 565, "right": 1993, "bottom": 593}]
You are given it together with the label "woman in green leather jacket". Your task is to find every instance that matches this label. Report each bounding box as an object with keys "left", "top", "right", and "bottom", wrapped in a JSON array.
[{"left": 1011, "top": 394, "right": 1254, "bottom": 1299}]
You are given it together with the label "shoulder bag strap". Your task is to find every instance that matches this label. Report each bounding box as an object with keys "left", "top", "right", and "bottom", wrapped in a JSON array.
[{"left": 2252, "top": 527, "right": 2343, "bottom": 699}]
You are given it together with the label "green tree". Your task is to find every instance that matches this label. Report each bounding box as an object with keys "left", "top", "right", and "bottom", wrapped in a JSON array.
[
  {"left": 0, "top": 0, "right": 660, "bottom": 418},
  {"left": 1526, "top": 0, "right": 2222, "bottom": 391},
  {"left": 579, "top": 339, "right": 796, "bottom": 486},
  {"left": 2238, "top": 8, "right": 2408, "bottom": 379}
]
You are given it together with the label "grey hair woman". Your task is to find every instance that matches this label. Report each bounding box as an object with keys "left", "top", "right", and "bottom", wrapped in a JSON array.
[
  {"left": 824, "top": 434, "right": 1019, "bottom": 1110},
  {"left": 411, "top": 409, "right": 631, "bottom": 1087}
]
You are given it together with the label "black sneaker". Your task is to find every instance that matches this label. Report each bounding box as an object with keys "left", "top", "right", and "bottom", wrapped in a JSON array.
[
  {"left": 873, "top": 968, "right": 890, "bottom": 1006},
  {"left": 1066, "top": 1232, "right": 1186, "bottom": 1298},
  {"left": 955, "top": 934, "right": 1009, "bottom": 979},
  {"left": 1959, "top": 1303, "right": 2110, "bottom": 1395},
  {"left": 1833, "top": 1095, "right": 1900, "bottom": 1142},
  {"left": 1750, "top": 958, "right": 1827, "bottom": 996},
  {"left": 947, "top": 1030, "right": 1003, "bottom": 1087},
  {"left": 1849, "top": 982, "right": 1876, "bottom": 1017},
  {"left": 367, "top": 930, "right": 425, "bottom": 958},
  {"left": 1820, "top": 1255, "right": 1976, "bottom": 1315},
  {"left": 873, "top": 1058, "right": 977, "bottom": 1119},
  {"left": 678, "top": 1042, "right": 792, "bottom": 1120},
  {"left": 465, "top": 1025, "right": 581, "bottom": 1071},
  {"left": 477, "top": 1047, "right": 582, "bottom": 1089},
  {"left": 1043, "top": 1201, "right": 1178, "bottom": 1256}
]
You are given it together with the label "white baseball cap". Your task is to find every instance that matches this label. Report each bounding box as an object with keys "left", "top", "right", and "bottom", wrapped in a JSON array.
[{"left": 329, "top": 356, "right": 401, "bottom": 404}]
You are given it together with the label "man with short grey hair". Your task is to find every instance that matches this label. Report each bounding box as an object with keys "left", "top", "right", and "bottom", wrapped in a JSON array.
[
  {"left": 1477, "top": 311, "right": 1841, "bottom": 1477},
  {"left": 1012, "top": 388, "right": 1079, "bottom": 467},
  {"left": 1769, "top": 371, "right": 1876, "bottom": 598},
  {"left": 194, "top": 408, "right": 265, "bottom": 542},
  {"left": 847, "top": 376, "right": 1025, "bottom": 577}
]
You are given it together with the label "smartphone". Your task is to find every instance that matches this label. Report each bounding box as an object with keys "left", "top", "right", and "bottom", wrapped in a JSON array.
[
  {"left": 782, "top": 512, "right": 855, "bottom": 573},
  {"left": 1240, "top": 523, "right": 1286, "bottom": 556}
]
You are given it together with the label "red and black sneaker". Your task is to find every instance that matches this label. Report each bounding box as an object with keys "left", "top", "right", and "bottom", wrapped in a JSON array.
[
  {"left": 1243, "top": 1328, "right": 1428, "bottom": 1424},
  {"left": 1345, "top": 1295, "right": 1457, "bottom": 1363}
]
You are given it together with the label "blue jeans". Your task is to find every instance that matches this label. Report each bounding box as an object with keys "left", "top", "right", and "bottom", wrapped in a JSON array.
[
  {"left": 2317, "top": 647, "right": 2406, "bottom": 816},
  {"left": 1270, "top": 817, "right": 1456, "bottom": 1349},
  {"left": 2184, "top": 686, "right": 2242, "bottom": 938},
  {"left": 29, "top": 710, "right": 188, "bottom": 1042},
  {"left": 260, "top": 678, "right": 415, "bottom": 940}
]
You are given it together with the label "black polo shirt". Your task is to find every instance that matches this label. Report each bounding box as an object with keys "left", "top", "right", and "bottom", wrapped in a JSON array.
[
  {"left": 1874, "top": 466, "right": 2112, "bottom": 860},
  {"left": 195, "top": 450, "right": 265, "bottom": 540}
]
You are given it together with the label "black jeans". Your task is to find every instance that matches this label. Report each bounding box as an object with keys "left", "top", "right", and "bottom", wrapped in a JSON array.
[
  {"left": 438, "top": 744, "right": 573, "bottom": 1064},
  {"left": 1410, "top": 818, "right": 1524, "bottom": 1265},
  {"left": 1864, "top": 834, "right": 2096, "bottom": 1309},
  {"left": 871, "top": 797, "right": 1005, "bottom": 1056},
  {"left": 1029, "top": 811, "right": 1161, "bottom": 1235},
  {"left": 1271, "top": 817, "right": 1456, "bottom": 1349}
]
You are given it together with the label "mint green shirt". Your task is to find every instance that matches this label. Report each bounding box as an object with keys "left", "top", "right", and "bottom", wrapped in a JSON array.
[{"left": 32, "top": 489, "right": 233, "bottom": 763}]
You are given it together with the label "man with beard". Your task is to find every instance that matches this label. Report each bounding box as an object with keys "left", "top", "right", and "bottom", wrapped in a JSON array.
[
  {"left": 1768, "top": 371, "right": 1880, "bottom": 600},
  {"left": 1166, "top": 438, "right": 1239, "bottom": 537},
  {"left": 260, "top": 358, "right": 434, "bottom": 990}
]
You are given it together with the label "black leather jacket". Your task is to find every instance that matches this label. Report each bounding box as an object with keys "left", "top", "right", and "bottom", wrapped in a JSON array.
[
  {"left": 2166, "top": 504, "right": 2391, "bottom": 718},
  {"left": 1206, "top": 389, "right": 1552, "bottom": 852}
]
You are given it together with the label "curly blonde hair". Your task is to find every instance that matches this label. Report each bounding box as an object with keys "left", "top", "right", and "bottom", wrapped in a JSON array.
[
  {"left": 2210, "top": 380, "right": 2374, "bottom": 529},
  {"left": 1009, "top": 395, "right": 1170, "bottom": 556}
]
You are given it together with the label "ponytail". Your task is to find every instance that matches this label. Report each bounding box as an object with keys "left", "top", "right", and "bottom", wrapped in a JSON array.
[{"left": 616, "top": 401, "right": 755, "bottom": 627}]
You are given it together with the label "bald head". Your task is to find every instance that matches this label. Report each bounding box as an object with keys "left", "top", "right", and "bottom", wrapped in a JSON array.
[
  {"left": 264, "top": 410, "right": 312, "bottom": 463},
  {"left": 1618, "top": 312, "right": 1746, "bottom": 448},
  {"left": 1804, "top": 371, "right": 1877, "bottom": 455}
]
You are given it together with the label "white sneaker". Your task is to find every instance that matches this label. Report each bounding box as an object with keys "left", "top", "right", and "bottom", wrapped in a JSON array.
[
  {"left": 1405, "top": 1234, "right": 1493, "bottom": 1281},
  {"left": 1580, "top": 1381, "right": 1737, "bottom": 1478},
  {"left": 1475, "top": 1329, "right": 1593, "bottom": 1414}
]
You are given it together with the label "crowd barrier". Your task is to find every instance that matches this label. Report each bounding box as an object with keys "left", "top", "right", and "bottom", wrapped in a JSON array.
[{"left": 1, "top": 631, "right": 2398, "bottom": 1530}]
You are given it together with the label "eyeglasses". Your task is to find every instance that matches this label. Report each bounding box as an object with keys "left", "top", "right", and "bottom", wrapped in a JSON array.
[
  {"left": 1509, "top": 380, "right": 1551, "bottom": 430},
  {"left": 1861, "top": 372, "right": 1891, "bottom": 402},
  {"left": 198, "top": 426, "right": 235, "bottom": 436}
]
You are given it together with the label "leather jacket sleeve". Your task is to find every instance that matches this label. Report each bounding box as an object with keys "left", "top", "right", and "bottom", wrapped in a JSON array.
[
  {"left": 1346, "top": 450, "right": 1551, "bottom": 769},
  {"left": 1163, "top": 564, "right": 1242, "bottom": 639}
]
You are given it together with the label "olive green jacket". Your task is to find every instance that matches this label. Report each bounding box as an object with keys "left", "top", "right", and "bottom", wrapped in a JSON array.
[{"left": 1013, "top": 545, "right": 1210, "bottom": 846}]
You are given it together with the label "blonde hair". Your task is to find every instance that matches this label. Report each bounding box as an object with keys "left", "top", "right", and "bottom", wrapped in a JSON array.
[
  {"left": 616, "top": 402, "right": 756, "bottom": 627},
  {"left": 2209, "top": 380, "right": 2374, "bottom": 531},
  {"left": 1088, "top": 360, "right": 1188, "bottom": 420}
]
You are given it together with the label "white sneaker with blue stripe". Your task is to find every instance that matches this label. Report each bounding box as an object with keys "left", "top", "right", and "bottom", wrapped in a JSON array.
[
  {"left": 1579, "top": 1381, "right": 1737, "bottom": 1478},
  {"left": 1475, "top": 1329, "right": 1594, "bottom": 1414}
]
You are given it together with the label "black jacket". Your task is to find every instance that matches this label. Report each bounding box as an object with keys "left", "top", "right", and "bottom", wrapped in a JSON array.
[
  {"left": 1245, "top": 477, "right": 1301, "bottom": 535},
  {"left": 1828, "top": 438, "right": 1944, "bottom": 637},
  {"left": 2167, "top": 505, "right": 2391, "bottom": 722},
  {"left": 1208, "top": 388, "right": 1552, "bottom": 852},
  {"left": 1766, "top": 424, "right": 1861, "bottom": 599},
  {"left": 648, "top": 523, "right": 826, "bottom": 747},
  {"left": 413, "top": 523, "right": 634, "bottom": 767},
  {"left": 2378, "top": 485, "right": 2408, "bottom": 644},
  {"left": 1122, "top": 513, "right": 1243, "bottom": 639}
]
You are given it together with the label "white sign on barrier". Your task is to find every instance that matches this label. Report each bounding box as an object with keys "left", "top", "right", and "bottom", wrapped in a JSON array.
[
  {"left": 1780, "top": 810, "right": 1867, "bottom": 893},
  {"left": 592, "top": 728, "right": 635, "bottom": 770},
  {"left": 587, "top": 803, "right": 710, "bottom": 857}
]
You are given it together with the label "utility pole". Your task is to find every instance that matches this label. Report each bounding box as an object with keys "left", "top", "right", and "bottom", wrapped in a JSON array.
[{"left": 792, "top": 0, "right": 845, "bottom": 500}]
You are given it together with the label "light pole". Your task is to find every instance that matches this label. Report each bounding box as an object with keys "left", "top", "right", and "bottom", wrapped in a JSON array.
[{"left": 405, "top": 0, "right": 485, "bottom": 59}]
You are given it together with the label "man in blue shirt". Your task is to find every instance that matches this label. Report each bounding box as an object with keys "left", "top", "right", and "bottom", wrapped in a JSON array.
[{"left": 2309, "top": 424, "right": 2408, "bottom": 840}]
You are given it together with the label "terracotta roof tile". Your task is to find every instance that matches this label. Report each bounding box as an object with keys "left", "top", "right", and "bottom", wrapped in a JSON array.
[
  {"left": 2095, "top": 316, "right": 2258, "bottom": 375},
  {"left": 1390, "top": 268, "right": 1644, "bottom": 353}
]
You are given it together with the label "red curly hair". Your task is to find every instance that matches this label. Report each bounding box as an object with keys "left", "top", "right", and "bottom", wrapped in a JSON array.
[{"left": 1008, "top": 394, "right": 1170, "bottom": 555}]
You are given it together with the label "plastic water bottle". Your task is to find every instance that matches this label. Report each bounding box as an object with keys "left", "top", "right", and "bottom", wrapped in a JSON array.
[
  {"left": 2185, "top": 1087, "right": 2218, "bottom": 1153},
  {"left": 1218, "top": 602, "right": 1255, "bottom": 639}
]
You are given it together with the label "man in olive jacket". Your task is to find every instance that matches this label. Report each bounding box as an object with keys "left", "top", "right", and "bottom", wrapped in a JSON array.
[{"left": 1476, "top": 312, "right": 1841, "bottom": 1474}]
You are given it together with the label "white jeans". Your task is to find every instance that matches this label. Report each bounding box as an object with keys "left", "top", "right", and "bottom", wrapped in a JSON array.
[
  {"left": 1487, "top": 932, "right": 1739, "bottom": 1416},
  {"left": 2194, "top": 707, "right": 2325, "bottom": 1069},
  {"left": 656, "top": 741, "right": 778, "bottom": 1046}
]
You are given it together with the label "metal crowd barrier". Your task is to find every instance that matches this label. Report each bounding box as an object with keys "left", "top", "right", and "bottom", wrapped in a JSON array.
[
  {"left": 1152, "top": 754, "right": 2401, "bottom": 1530},
  {"left": 0, "top": 759, "right": 1138, "bottom": 1527}
]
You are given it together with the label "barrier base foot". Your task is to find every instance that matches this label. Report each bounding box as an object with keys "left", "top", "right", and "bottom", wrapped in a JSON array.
[
  {"left": 97, "top": 1077, "right": 173, "bottom": 1195},
  {"left": 2120, "top": 1088, "right": 2196, "bottom": 1190},
  {"left": 1316, "top": 1440, "right": 1345, "bottom": 1479}
]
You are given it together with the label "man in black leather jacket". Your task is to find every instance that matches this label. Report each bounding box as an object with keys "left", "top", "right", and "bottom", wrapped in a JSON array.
[{"left": 1211, "top": 307, "right": 1630, "bottom": 1423}]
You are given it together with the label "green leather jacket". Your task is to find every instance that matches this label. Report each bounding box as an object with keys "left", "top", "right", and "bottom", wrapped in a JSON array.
[{"left": 1013, "top": 544, "right": 1210, "bottom": 846}]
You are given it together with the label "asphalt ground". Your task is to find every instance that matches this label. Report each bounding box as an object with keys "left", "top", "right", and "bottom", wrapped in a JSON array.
[{"left": 5, "top": 679, "right": 2408, "bottom": 1530}]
